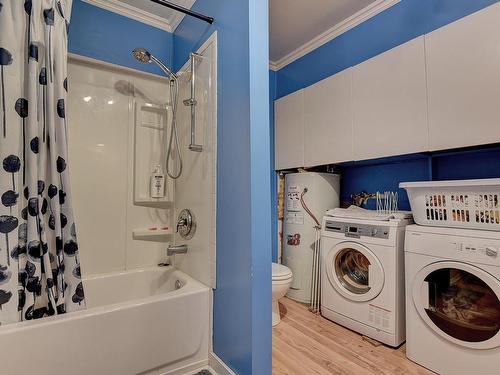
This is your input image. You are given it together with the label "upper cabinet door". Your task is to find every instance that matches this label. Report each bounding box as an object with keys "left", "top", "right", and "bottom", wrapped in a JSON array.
[
  {"left": 304, "top": 69, "right": 353, "bottom": 167},
  {"left": 426, "top": 3, "right": 500, "bottom": 151},
  {"left": 353, "top": 36, "right": 428, "bottom": 160},
  {"left": 275, "top": 90, "right": 305, "bottom": 170}
]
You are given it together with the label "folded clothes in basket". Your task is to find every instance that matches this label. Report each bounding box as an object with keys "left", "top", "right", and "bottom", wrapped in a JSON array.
[{"left": 326, "top": 205, "right": 413, "bottom": 221}]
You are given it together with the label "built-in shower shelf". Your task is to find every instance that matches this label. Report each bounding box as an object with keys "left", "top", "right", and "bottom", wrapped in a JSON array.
[
  {"left": 132, "top": 228, "right": 173, "bottom": 242},
  {"left": 133, "top": 198, "right": 173, "bottom": 208}
]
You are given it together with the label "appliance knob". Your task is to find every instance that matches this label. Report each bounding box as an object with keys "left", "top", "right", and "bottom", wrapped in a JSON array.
[
  {"left": 371, "top": 228, "right": 378, "bottom": 236},
  {"left": 485, "top": 247, "right": 498, "bottom": 258}
]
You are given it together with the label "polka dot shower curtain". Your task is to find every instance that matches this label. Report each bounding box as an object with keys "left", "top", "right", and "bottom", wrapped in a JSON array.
[{"left": 0, "top": 0, "right": 85, "bottom": 325}]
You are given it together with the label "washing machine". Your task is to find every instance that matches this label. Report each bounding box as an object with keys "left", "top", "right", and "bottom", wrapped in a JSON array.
[
  {"left": 405, "top": 225, "right": 500, "bottom": 375},
  {"left": 321, "top": 216, "right": 411, "bottom": 347}
]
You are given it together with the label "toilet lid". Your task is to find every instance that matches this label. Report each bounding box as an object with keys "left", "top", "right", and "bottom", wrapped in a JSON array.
[{"left": 272, "top": 263, "right": 292, "bottom": 280}]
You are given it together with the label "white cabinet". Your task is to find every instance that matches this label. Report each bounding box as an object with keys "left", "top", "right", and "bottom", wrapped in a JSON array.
[
  {"left": 304, "top": 69, "right": 353, "bottom": 166},
  {"left": 426, "top": 3, "right": 500, "bottom": 151},
  {"left": 353, "top": 36, "right": 428, "bottom": 160},
  {"left": 274, "top": 90, "right": 304, "bottom": 169}
]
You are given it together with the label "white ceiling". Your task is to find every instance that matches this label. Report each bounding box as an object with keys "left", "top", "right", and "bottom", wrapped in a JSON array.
[{"left": 270, "top": 0, "right": 400, "bottom": 69}]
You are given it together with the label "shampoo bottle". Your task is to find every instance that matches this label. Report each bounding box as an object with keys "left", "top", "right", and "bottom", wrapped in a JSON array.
[{"left": 150, "top": 165, "right": 165, "bottom": 198}]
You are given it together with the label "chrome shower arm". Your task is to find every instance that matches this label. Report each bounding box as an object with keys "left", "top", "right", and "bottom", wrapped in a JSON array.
[{"left": 150, "top": 54, "right": 177, "bottom": 80}]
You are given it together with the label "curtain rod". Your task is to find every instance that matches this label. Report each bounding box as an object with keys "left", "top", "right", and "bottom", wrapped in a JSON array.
[{"left": 150, "top": 0, "right": 214, "bottom": 25}]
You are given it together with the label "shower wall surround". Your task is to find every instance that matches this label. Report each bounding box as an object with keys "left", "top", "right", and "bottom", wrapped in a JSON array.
[
  {"left": 68, "top": 58, "right": 172, "bottom": 275},
  {"left": 173, "top": 34, "right": 217, "bottom": 288}
]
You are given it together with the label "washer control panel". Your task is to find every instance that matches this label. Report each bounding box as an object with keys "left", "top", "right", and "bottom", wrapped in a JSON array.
[{"left": 325, "top": 221, "right": 390, "bottom": 239}]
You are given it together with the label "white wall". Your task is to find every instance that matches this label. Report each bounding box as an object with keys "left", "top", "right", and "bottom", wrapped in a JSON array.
[
  {"left": 172, "top": 36, "right": 217, "bottom": 288},
  {"left": 67, "top": 58, "right": 172, "bottom": 275}
]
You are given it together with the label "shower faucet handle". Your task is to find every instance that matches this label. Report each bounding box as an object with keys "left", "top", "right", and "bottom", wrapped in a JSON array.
[
  {"left": 176, "top": 217, "right": 188, "bottom": 232},
  {"left": 176, "top": 209, "right": 196, "bottom": 239}
]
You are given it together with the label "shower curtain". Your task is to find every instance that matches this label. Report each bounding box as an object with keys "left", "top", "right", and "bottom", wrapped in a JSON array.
[{"left": 0, "top": 0, "right": 85, "bottom": 325}]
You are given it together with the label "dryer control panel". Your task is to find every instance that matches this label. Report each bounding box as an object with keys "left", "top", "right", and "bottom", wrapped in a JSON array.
[
  {"left": 406, "top": 228, "right": 500, "bottom": 267},
  {"left": 325, "top": 221, "right": 390, "bottom": 239}
]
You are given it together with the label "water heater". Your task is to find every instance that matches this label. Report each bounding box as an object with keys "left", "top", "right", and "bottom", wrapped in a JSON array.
[{"left": 283, "top": 172, "right": 340, "bottom": 303}]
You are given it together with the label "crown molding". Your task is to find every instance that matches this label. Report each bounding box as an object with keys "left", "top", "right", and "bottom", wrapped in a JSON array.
[
  {"left": 269, "top": 61, "right": 278, "bottom": 71},
  {"left": 82, "top": 0, "right": 174, "bottom": 32},
  {"left": 270, "top": 0, "right": 401, "bottom": 71}
]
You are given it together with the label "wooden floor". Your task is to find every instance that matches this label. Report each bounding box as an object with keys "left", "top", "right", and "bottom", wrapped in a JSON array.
[{"left": 273, "top": 298, "right": 434, "bottom": 375}]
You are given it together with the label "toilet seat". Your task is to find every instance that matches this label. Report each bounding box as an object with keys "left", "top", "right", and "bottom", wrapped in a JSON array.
[{"left": 272, "top": 263, "right": 292, "bottom": 281}]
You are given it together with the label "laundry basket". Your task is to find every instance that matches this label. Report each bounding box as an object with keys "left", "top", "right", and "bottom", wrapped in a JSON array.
[{"left": 400, "top": 179, "right": 500, "bottom": 231}]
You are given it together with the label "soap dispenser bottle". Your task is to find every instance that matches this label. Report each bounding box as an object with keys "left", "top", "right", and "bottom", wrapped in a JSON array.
[{"left": 150, "top": 165, "right": 165, "bottom": 198}]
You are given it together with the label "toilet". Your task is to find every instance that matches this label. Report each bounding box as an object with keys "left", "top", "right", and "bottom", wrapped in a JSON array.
[{"left": 272, "top": 262, "right": 293, "bottom": 326}]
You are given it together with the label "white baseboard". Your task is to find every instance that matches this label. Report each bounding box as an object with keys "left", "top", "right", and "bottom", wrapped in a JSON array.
[{"left": 208, "top": 352, "right": 236, "bottom": 375}]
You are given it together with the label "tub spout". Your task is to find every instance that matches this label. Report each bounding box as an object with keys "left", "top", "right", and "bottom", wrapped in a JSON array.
[{"left": 167, "top": 244, "right": 188, "bottom": 256}]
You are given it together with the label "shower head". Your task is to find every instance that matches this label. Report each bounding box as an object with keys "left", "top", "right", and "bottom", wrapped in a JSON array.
[
  {"left": 132, "top": 47, "right": 177, "bottom": 80},
  {"left": 132, "top": 48, "right": 151, "bottom": 64}
]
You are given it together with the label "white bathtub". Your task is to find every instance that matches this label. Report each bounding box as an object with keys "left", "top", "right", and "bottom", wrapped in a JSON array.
[{"left": 0, "top": 266, "right": 210, "bottom": 375}]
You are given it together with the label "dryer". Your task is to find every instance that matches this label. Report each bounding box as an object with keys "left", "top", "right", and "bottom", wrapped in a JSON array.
[
  {"left": 405, "top": 225, "right": 500, "bottom": 375},
  {"left": 321, "top": 216, "right": 411, "bottom": 347}
]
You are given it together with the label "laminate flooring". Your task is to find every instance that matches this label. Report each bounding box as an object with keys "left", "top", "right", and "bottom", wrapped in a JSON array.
[{"left": 273, "top": 298, "right": 435, "bottom": 375}]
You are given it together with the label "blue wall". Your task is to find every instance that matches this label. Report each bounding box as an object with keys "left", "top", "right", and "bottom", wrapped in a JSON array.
[
  {"left": 174, "top": 2, "right": 271, "bottom": 374},
  {"left": 337, "top": 146, "right": 500, "bottom": 211},
  {"left": 431, "top": 147, "right": 500, "bottom": 181},
  {"left": 276, "top": 0, "right": 500, "bottom": 98},
  {"left": 249, "top": 3, "right": 272, "bottom": 372},
  {"left": 69, "top": 0, "right": 173, "bottom": 76},
  {"left": 338, "top": 155, "right": 430, "bottom": 211}
]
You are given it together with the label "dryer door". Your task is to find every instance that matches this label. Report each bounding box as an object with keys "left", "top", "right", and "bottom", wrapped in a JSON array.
[
  {"left": 325, "top": 241, "right": 384, "bottom": 302},
  {"left": 412, "top": 261, "right": 500, "bottom": 349}
]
